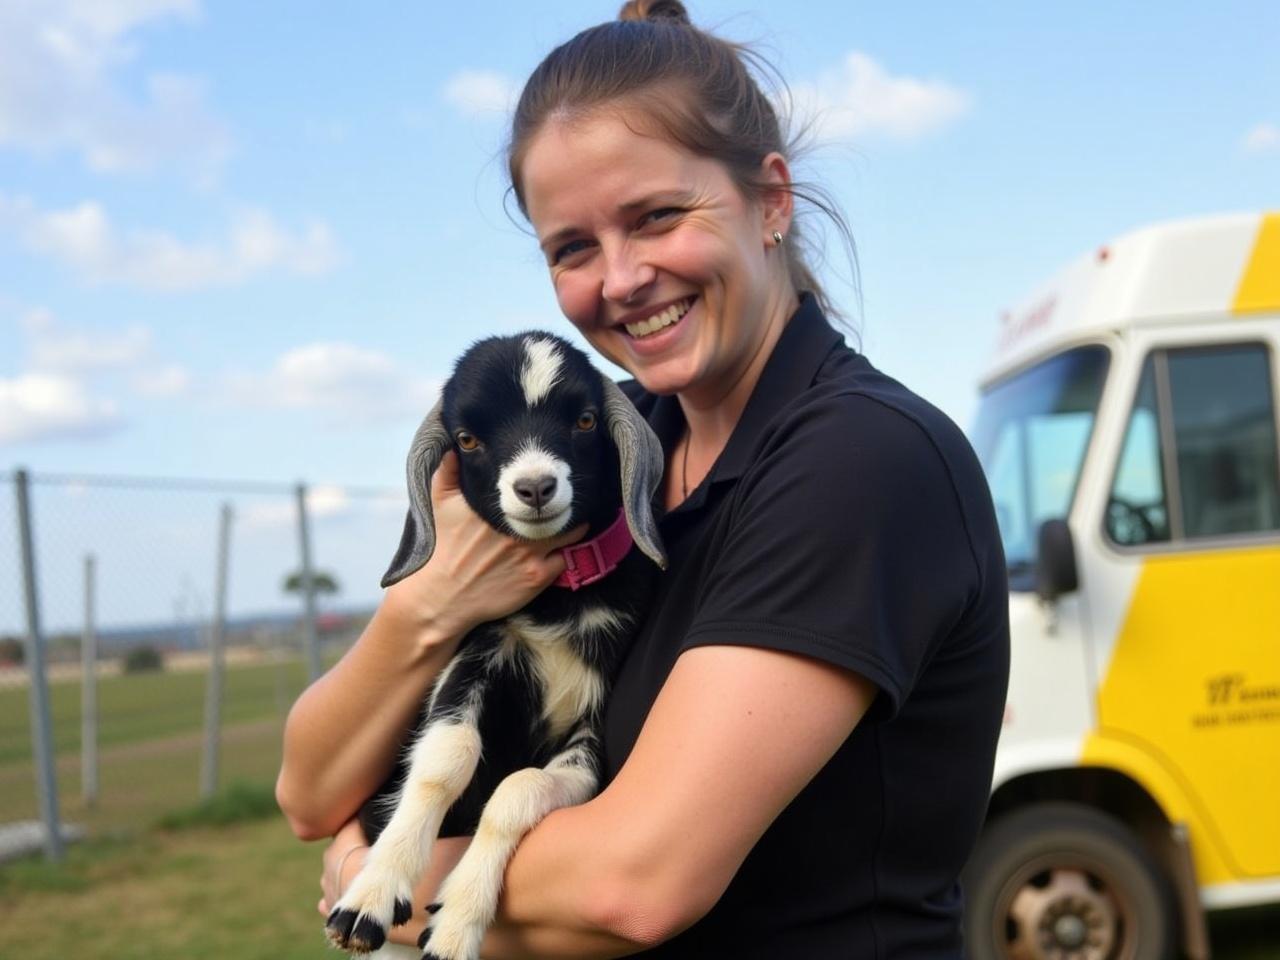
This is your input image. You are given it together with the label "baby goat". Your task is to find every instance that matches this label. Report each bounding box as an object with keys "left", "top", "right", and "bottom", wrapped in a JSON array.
[{"left": 325, "top": 333, "right": 666, "bottom": 960}]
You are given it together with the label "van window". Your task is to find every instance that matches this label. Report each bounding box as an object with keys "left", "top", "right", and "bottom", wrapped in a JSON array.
[
  {"left": 973, "top": 345, "right": 1109, "bottom": 588},
  {"left": 1106, "top": 343, "right": 1280, "bottom": 545},
  {"left": 1107, "top": 359, "right": 1171, "bottom": 544}
]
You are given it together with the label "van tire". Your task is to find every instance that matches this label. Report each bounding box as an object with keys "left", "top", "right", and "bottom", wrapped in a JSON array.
[{"left": 963, "top": 802, "right": 1175, "bottom": 960}]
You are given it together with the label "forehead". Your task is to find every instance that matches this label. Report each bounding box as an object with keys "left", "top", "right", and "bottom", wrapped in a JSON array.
[
  {"left": 522, "top": 113, "right": 721, "bottom": 232},
  {"left": 450, "top": 336, "right": 598, "bottom": 413}
]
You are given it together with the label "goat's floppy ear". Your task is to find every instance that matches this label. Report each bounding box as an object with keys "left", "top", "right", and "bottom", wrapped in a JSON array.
[
  {"left": 382, "top": 398, "right": 451, "bottom": 588},
  {"left": 601, "top": 377, "right": 667, "bottom": 570}
]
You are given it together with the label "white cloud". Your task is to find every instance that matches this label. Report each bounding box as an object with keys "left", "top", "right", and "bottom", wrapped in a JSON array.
[
  {"left": 9, "top": 308, "right": 192, "bottom": 433},
  {"left": 0, "top": 193, "right": 340, "bottom": 291},
  {"left": 131, "top": 362, "right": 190, "bottom": 397},
  {"left": 22, "top": 307, "right": 151, "bottom": 373},
  {"left": 788, "top": 52, "right": 971, "bottom": 143},
  {"left": 225, "top": 342, "right": 440, "bottom": 425},
  {"left": 443, "top": 70, "right": 520, "bottom": 116},
  {"left": 0, "top": 372, "right": 122, "bottom": 444},
  {"left": 0, "top": 0, "right": 232, "bottom": 181},
  {"left": 1242, "top": 122, "right": 1280, "bottom": 155},
  {"left": 239, "top": 483, "right": 357, "bottom": 530}
]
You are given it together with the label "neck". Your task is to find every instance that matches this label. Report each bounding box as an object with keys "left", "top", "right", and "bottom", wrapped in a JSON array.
[{"left": 679, "top": 284, "right": 799, "bottom": 461}]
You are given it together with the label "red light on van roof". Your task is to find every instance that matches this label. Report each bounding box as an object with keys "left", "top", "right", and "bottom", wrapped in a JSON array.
[{"left": 1097, "top": 246, "right": 1111, "bottom": 262}]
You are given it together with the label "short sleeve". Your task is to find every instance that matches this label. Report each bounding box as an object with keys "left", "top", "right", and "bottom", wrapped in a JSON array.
[{"left": 683, "top": 391, "right": 980, "bottom": 720}]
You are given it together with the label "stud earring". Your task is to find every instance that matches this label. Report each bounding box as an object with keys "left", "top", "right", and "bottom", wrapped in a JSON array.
[{"left": 772, "top": 230, "right": 784, "bottom": 246}]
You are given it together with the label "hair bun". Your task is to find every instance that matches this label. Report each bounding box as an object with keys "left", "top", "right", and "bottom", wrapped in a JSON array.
[{"left": 617, "top": 0, "right": 691, "bottom": 25}]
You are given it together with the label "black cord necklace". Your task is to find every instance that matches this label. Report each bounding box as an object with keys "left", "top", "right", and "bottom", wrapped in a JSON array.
[{"left": 681, "top": 432, "right": 691, "bottom": 499}]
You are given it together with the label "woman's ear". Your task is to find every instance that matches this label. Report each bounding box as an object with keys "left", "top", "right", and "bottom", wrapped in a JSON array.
[{"left": 758, "top": 151, "right": 794, "bottom": 244}]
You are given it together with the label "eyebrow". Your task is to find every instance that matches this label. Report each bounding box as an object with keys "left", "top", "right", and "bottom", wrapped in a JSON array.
[{"left": 537, "top": 189, "right": 695, "bottom": 254}]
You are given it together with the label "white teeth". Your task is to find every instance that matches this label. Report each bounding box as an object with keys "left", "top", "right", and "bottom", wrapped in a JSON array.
[{"left": 625, "top": 298, "right": 693, "bottom": 338}]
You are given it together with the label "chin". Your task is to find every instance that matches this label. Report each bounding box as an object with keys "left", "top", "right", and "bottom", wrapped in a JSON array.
[
  {"left": 626, "top": 357, "right": 701, "bottom": 397},
  {"left": 505, "top": 512, "right": 574, "bottom": 541}
]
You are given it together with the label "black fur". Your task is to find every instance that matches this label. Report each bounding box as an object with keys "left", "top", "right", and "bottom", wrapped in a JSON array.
[
  {"left": 361, "top": 334, "right": 660, "bottom": 840},
  {"left": 327, "top": 333, "right": 664, "bottom": 958}
]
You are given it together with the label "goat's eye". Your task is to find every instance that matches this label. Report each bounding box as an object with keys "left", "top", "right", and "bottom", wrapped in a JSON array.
[
  {"left": 456, "top": 431, "right": 480, "bottom": 451},
  {"left": 576, "top": 411, "right": 597, "bottom": 431}
]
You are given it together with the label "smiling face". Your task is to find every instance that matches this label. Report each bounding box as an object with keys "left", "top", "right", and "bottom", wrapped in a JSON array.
[{"left": 521, "top": 110, "right": 796, "bottom": 406}]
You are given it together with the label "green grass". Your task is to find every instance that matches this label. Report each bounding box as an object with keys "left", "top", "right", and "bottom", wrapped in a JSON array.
[
  {"left": 0, "top": 654, "right": 326, "bottom": 832},
  {"left": 0, "top": 816, "right": 335, "bottom": 960},
  {"left": 0, "top": 654, "right": 313, "bottom": 765},
  {"left": 157, "top": 780, "right": 281, "bottom": 830},
  {"left": 0, "top": 656, "right": 344, "bottom": 958}
]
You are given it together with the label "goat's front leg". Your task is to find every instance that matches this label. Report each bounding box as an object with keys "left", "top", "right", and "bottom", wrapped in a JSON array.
[
  {"left": 326, "top": 661, "right": 487, "bottom": 954},
  {"left": 419, "top": 726, "right": 600, "bottom": 960}
]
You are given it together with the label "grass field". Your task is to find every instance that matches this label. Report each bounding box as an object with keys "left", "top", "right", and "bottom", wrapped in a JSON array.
[
  {"left": 2, "top": 814, "right": 337, "bottom": 959},
  {"left": 1, "top": 656, "right": 1277, "bottom": 958},
  {"left": 0, "top": 654, "right": 311, "bottom": 832}
]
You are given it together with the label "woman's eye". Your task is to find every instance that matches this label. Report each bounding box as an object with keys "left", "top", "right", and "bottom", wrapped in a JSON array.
[
  {"left": 640, "top": 207, "right": 682, "bottom": 227},
  {"left": 576, "top": 411, "right": 597, "bottom": 431},
  {"left": 456, "top": 431, "right": 480, "bottom": 451},
  {"left": 552, "top": 239, "right": 591, "bottom": 265}
]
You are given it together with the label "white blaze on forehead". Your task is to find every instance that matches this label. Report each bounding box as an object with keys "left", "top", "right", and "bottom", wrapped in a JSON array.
[{"left": 520, "top": 338, "right": 564, "bottom": 406}]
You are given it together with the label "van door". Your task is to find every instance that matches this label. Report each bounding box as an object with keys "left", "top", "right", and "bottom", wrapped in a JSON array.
[{"left": 1092, "top": 340, "right": 1280, "bottom": 878}]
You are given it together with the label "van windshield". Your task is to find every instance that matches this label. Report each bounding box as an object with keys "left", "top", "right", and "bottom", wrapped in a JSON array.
[{"left": 972, "top": 346, "right": 1109, "bottom": 590}]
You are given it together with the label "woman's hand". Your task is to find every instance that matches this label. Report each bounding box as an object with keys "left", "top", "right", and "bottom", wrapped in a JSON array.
[
  {"left": 318, "top": 818, "right": 370, "bottom": 917},
  {"left": 383, "top": 450, "right": 588, "bottom": 644},
  {"left": 318, "top": 819, "right": 473, "bottom": 947}
]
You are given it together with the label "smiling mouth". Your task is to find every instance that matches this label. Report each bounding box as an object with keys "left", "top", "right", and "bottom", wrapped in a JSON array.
[{"left": 624, "top": 297, "right": 695, "bottom": 339}]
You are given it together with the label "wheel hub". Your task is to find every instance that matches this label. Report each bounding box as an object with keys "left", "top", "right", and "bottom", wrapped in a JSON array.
[
  {"left": 1006, "top": 867, "right": 1119, "bottom": 960},
  {"left": 1053, "top": 914, "right": 1087, "bottom": 947}
]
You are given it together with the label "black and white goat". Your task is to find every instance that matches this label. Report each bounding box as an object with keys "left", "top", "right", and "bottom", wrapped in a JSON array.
[{"left": 325, "top": 333, "right": 666, "bottom": 960}]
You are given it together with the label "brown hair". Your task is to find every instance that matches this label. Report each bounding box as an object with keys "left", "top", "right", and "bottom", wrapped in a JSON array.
[{"left": 506, "top": 0, "right": 858, "bottom": 323}]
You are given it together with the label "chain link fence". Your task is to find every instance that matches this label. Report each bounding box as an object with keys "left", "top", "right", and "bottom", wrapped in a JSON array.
[{"left": 0, "top": 469, "right": 407, "bottom": 854}]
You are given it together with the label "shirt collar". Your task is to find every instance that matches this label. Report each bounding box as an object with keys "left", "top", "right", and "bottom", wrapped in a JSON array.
[{"left": 646, "top": 292, "right": 845, "bottom": 502}]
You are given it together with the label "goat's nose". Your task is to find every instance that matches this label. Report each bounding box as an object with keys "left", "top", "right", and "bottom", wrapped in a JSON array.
[{"left": 513, "top": 474, "right": 557, "bottom": 510}]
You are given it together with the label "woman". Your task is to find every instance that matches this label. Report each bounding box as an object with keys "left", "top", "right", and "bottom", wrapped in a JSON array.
[{"left": 277, "top": 2, "right": 1009, "bottom": 957}]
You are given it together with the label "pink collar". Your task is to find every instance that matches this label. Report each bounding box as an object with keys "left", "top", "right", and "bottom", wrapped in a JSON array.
[{"left": 554, "top": 509, "right": 633, "bottom": 591}]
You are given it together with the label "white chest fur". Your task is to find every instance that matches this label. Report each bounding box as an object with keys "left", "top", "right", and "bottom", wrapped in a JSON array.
[{"left": 499, "top": 612, "right": 615, "bottom": 740}]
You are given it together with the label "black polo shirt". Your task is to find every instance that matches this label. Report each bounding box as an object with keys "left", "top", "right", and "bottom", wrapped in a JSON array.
[{"left": 608, "top": 294, "right": 1010, "bottom": 959}]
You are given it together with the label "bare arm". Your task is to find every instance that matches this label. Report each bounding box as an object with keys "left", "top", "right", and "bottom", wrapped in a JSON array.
[
  {"left": 316, "top": 644, "right": 872, "bottom": 954},
  {"left": 477, "top": 644, "right": 876, "bottom": 957},
  {"left": 276, "top": 598, "right": 458, "bottom": 839},
  {"left": 276, "top": 451, "right": 586, "bottom": 839}
]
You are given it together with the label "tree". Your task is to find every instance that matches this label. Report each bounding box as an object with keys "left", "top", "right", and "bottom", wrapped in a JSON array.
[
  {"left": 0, "top": 636, "right": 23, "bottom": 667},
  {"left": 282, "top": 569, "right": 340, "bottom": 598}
]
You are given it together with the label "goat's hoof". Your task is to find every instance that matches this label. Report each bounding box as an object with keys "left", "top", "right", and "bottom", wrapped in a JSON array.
[
  {"left": 324, "top": 908, "right": 386, "bottom": 954},
  {"left": 416, "top": 900, "right": 443, "bottom": 948}
]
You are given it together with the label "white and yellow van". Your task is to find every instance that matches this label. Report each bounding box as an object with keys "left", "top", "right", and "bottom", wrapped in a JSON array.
[{"left": 965, "top": 212, "right": 1280, "bottom": 960}]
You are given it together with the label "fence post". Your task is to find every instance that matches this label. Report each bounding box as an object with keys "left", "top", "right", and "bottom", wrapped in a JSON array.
[
  {"left": 14, "top": 468, "right": 64, "bottom": 860},
  {"left": 82, "top": 553, "right": 98, "bottom": 807},
  {"left": 200, "top": 502, "right": 233, "bottom": 800},
  {"left": 295, "top": 483, "right": 321, "bottom": 682}
]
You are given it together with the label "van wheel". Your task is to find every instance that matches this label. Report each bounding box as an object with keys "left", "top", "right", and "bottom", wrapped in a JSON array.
[{"left": 964, "top": 802, "right": 1175, "bottom": 960}]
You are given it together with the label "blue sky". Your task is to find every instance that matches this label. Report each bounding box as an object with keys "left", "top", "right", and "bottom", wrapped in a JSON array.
[
  {"left": 1, "top": 2, "right": 1278, "bottom": 633},
  {"left": 2, "top": 1, "right": 1277, "bottom": 487}
]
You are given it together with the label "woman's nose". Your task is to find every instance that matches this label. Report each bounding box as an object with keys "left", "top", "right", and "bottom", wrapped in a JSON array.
[{"left": 600, "top": 242, "right": 656, "bottom": 304}]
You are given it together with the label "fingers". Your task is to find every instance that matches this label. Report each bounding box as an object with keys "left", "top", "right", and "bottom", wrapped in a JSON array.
[
  {"left": 431, "top": 450, "right": 461, "bottom": 498},
  {"left": 543, "top": 523, "right": 590, "bottom": 555}
]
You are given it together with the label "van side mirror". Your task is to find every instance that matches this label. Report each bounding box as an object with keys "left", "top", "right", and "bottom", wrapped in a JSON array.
[{"left": 1036, "top": 519, "right": 1079, "bottom": 603}]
